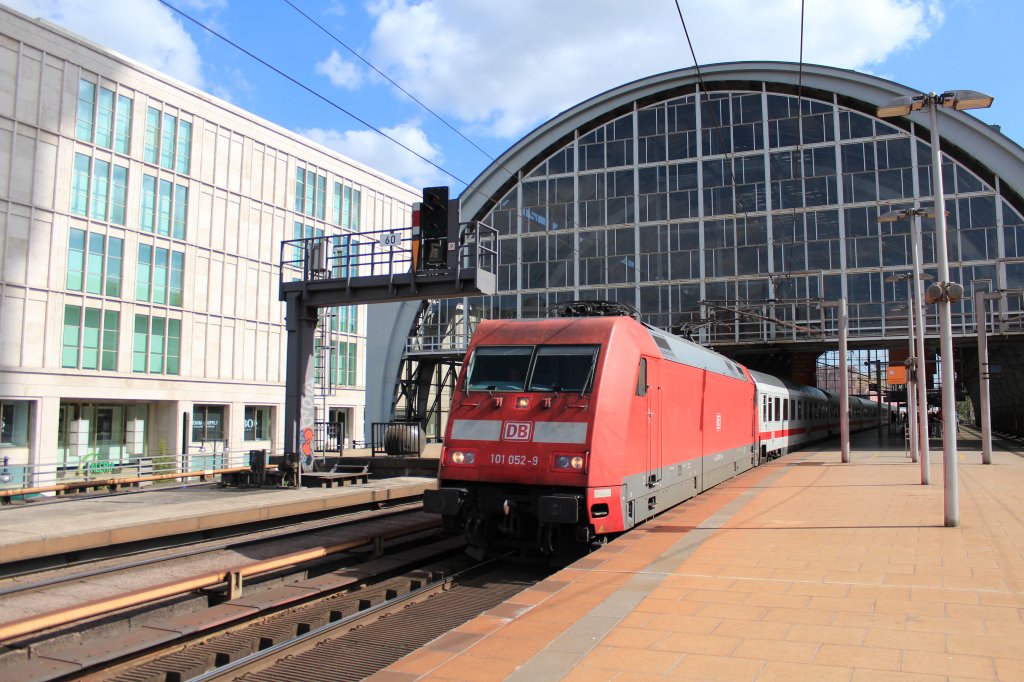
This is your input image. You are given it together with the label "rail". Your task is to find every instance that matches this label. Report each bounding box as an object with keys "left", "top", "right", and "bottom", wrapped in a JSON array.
[{"left": 0, "top": 515, "right": 440, "bottom": 643}]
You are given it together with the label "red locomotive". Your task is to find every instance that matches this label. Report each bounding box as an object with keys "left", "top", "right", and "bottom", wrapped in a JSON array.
[{"left": 423, "top": 304, "right": 880, "bottom": 557}]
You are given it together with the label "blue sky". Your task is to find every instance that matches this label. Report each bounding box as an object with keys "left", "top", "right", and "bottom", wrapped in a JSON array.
[{"left": 4, "top": 0, "right": 1019, "bottom": 195}]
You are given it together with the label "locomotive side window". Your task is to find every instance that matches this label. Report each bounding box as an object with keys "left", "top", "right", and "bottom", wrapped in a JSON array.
[
  {"left": 636, "top": 358, "right": 648, "bottom": 397},
  {"left": 529, "top": 345, "right": 600, "bottom": 393},
  {"left": 466, "top": 346, "right": 532, "bottom": 391}
]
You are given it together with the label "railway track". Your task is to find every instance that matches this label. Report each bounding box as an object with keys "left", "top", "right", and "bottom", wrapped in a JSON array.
[
  {"left": 0, "top": 507, "right": 448, "bottom": 676},
  {"left": 103, "top": 557, "right": 546, "bottom": 682}
]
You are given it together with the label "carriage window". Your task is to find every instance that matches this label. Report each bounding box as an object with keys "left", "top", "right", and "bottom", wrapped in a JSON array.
[
  {"left": 530, "top": 345, "right": 600, "bottom": 393},
  {"left": 774, "top": 397, "right": 780, "bottom": 421},
  {"left": 466, "top": 346, "right": 532, "bottom": 391},
  {"left": 636, "top": 358, "right": 648, "bottom": 397}
]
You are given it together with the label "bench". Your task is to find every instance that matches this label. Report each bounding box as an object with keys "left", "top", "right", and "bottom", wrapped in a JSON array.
[{"left": 300, "top": 464, "right": 370, "bottom": 488}]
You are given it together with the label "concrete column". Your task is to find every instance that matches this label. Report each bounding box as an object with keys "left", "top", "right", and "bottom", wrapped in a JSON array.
[{"left": 33, "top": 396, "right": 61, "bottom": 488}]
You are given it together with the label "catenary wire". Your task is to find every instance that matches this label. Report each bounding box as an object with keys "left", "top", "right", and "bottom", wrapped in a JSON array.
[
  {"left": 157, "top": 0, "right": 470, "bottom": 188},
  {"left": 281, "top": 0, "right": 501, "bottom": 167},
  {"left": 159, "top": 0, "right": 593, "bottom": 290},
  {"left": 168, "top": 0, "right": 810, "bottom": 321}
]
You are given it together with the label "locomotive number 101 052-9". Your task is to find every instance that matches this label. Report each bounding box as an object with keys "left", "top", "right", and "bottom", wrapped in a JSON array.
[{"left": 489, "top": 453, "right": 539, "bottom": 466}]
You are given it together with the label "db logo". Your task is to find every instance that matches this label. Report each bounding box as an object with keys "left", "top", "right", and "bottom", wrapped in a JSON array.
[{"left": 502, "top": 421, "right": 533, "bottom": 441}]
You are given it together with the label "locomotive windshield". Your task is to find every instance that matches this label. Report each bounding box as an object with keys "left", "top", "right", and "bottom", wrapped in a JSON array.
[
  {"left": 466, "top": 346, "right": 532, "bottom": 391},
  {"left": 466, "top": 344, "right": 599, "bottom": 393},
  {"left": 528, "top": 345, "right": 599, "bottom": 393}
]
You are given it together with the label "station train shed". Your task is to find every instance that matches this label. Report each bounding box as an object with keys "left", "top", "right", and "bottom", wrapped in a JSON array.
[{"left": 368, "top": 62, "right": 1024, "bottom": 443}]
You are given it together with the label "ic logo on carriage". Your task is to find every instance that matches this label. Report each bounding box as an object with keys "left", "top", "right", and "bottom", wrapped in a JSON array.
[{"left": 502, "top": 421, "right": 533, "bottom": 441}]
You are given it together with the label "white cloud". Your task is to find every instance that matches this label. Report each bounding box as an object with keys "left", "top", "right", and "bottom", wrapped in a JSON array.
[
  {"left": 178, "top": 0, "right": 226, "bottom": 10},
  {"left": 315, "top": 50, "right": 363, "bottom": 89},
  {"left": 365, "top": 0, "right": 944, "bottom": 139},
  {"left": 2, "top": 0, "right": 205, "bottom": 87},
  {"left": 300, "top": 121, "right": 448, "bottom": 188}
]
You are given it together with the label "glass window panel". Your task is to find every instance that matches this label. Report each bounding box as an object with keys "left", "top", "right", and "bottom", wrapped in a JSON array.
[
  {"left": 169, "top": 250, "right": 184, "bottom": 307},
  {"left": 136, "top": 244, "right": 152, "bottom": 301},
  {"left": 114, "top": 95, "right": 132, "bottom": 155},
  {"left": 110, "top": 164, "right": 128, "bottom": 225},
  {"left": 167, "top": 319, "right": 181, "bottom": 375},
  {"left": 351, "top": 188, "right": 361, "bottom": 230},
  {"left": 342, "top": 185, "right": 352, "bottom": 228},
  {"left": 840, "top": 111, "right": 875, "bottom": 140},
  {"left": 160, "top": 112, "right": 176, "bottom": 169},
  {"left": 149, "top": 317, "right": 165, "bottom": 373},
  {"left": 176, "top": 120, "right": 191, "bottom": 174},
  {"left": 333, "top": 182, "right": 343, "bottom": 225},
  {"left": 173, "top": 184, "right": 188, "bottom": 239},
  {"left": 82, "top": 307, "right": 101, "bottom": 370},
  {"left": 144, "top": 107, "right": 160, "bottom": 164},
  {"left": 132, "top": 315, "right": 148, "bottom": 373},
  {"left": 71, "top": 154, "right": 91, "bottom": 216},
  {"left": 141, "top": 175, "right": 156, "bottom": 232},
  {"left": 62, "top": 305, "right": 81, "bottom": 369},
  {"left": 66, "top": 228, "right": 86, "bottom": 291},
  {"left": 86, "top": 232, "right": 105, "bottom": 294},
  {"left": 106, "top": 236, "right": 122, "bottom": 297},
  {"left": 96, "top": 87, "right": 115, "bottom": 149},
  {"left": 102, "top": 310, "right": 119, "bottom": 371},
  {"left": 347, "top": 342, "right": 357, "bottom": 385},
  {"left": 153, "top": 247, "right": 168, "bottom": 305},
  {"left": 305, "top": 170, "right": 316, "bottom": 215},
  {"left": 316, "top": 174, "right": 326, "bottom": 220},
  {"left": 157, "top": 179, "right": 172, "bottom": 236},
  {"left": 76, "top": 80, "right": 95, "bottom": 142},
  {"left": 90, "top": 159, "right": 109, "bottom": 221}
]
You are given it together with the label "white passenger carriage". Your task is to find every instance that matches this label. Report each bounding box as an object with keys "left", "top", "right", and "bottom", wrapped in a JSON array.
[{"left": 751, "top": 370, "right": 884, "bottom": 461}]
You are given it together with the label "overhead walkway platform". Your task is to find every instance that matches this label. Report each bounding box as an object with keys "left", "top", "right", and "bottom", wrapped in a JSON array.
[{"left": 375, "top": 428, "right": 1024, "bottom": 681}]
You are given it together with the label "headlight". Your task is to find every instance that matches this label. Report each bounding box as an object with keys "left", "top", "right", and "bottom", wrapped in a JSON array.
[
  {"left": 449, "top": 450, "right": 475, "bottom": 465},
  {"left": 553, "top": 453, "right": 585, "bottom": 471}
]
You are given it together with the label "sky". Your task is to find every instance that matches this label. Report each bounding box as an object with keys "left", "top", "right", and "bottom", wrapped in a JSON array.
[{"left": 3, "top": 0, "right": 1019, "bottom": 195}]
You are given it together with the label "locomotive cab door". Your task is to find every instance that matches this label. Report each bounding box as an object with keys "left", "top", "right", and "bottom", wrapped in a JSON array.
[{"left": 640, "top": 356, "right": 662, "bottom": 487}]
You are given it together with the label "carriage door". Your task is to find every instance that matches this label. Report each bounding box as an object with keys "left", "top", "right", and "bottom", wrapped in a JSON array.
[{"left": 642, "top": 356, "right": 662, "bottom": 486}]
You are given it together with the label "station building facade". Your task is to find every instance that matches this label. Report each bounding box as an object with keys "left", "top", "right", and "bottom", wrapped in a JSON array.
[
  {"left": 375, "top": 62, "right": 1024, "bottom": 439},
  {"left": 0, "top": 6, "right": 418, "bottom": 484}
]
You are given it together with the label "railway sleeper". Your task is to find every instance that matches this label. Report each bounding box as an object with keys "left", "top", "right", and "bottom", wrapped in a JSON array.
[
  {"left": 102, "top": 561, "right": 473, "bottom": 682},
  {"left": 3, "top": 539, "right": 464, "bottom": 682}
]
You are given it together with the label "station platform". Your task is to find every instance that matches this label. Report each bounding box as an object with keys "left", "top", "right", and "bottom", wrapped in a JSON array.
[
  {"left": 0, "top": 475, "right": 436, "bottom": 565},
  {"left": 374, "top": 429, "right": 1024, "bottom": 682}
]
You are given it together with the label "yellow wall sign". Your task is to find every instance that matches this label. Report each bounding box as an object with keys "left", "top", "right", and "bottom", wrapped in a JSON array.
[{"left": 886, "top": 365, "right": 907, "bottom": 385}]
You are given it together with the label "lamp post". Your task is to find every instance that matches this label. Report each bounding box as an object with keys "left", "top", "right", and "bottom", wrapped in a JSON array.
[
  {"left": 884, "top": 270, "right": 934, "bottom": 483},
  {"left": 973, "top": 279, "right": 1001, "bottom": 464},
  {"left": 822, "top": 298, "right": 850, "bottom": 462},
  {"left": 878, "top": 89, "right": 994, "bottom": 527},
  {"left": 879, "top": 223, "right": 936, "bottom": 483}
]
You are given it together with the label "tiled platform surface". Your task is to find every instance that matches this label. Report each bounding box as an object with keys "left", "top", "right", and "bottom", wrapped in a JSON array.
[{"left": 374, "top": 431, "right": 1024, "bottom": 681}]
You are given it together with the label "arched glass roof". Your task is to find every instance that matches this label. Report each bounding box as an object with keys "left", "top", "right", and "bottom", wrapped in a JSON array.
[{"left": 434, "top": 62, "right": 1024, "bottom": 348}]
